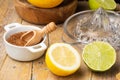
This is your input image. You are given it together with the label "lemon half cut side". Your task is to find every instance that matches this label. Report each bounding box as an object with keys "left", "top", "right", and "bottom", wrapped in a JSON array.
[
  {"left": 28, "top": 0, "right": 64, "bottom": 8},
  {"left": 45, "top": 43, "right": 81, "bottom": 76}
]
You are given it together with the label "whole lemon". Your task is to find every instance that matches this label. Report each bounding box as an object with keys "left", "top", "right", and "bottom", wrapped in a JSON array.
[{"left": 28, "top": 0, "right": 64, "bottom": 8}]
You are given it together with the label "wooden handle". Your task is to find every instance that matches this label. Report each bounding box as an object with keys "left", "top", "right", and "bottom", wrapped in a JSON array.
[{"left": 42, "top": 22, "right": 57, "bottom": 34}]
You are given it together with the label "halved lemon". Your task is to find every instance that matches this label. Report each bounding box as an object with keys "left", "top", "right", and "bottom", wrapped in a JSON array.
[
  {"left": 28, "top": 0, "right": 63, "bottom": 8},
  {"left": 45, "top": 43, "right": 81, "bottom": 76},
  {"left": 82, "top": 41, "right": 116, "bottom": 71}
]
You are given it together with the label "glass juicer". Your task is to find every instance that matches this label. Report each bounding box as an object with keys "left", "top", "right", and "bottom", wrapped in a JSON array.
[{"left": 63, "top": 8, "right": 120, "bottom": 49}]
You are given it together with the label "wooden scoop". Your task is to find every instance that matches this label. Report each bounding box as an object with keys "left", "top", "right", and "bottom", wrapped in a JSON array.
[{"left": 20, "top": 22, "right": 57, "bottom": 46}]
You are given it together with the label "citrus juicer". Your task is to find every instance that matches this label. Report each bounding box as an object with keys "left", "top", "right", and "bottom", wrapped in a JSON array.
[{"left": 63, "top": 8, "right": 120, "bottom": 49}]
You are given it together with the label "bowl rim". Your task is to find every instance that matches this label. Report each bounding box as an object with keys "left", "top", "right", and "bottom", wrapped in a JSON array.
[{"left": 3, "top": 25, "right": 46, "bottom": 48}]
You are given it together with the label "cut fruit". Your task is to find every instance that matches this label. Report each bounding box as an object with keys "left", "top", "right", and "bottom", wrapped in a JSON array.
[
  {"left": 28, "top": 0, "right": 63, "bottom": 8},
  {"left": 89, "top": 0, "right": 116, "bottom": 10},
  {"left": 82, "top": 41, "right": 116, "bottom": 71},
  {"left": 45, "top": 43, "right": 81, "bottom": 76}
]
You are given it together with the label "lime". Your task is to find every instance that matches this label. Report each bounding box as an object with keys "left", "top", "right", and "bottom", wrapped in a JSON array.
[
  {"left": 45, "top": 43, "right": 81, "bottom": 76},
  {"left": 82, "top": 41, "right": 116, "bottom": 71},
  {"left": 89, "top": 0, "right": 116, "bottom": 10}
]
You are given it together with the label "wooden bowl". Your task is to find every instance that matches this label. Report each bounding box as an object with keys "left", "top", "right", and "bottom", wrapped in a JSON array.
[{"left": 14, "top": 0, "right": 78, "bottom": 24}]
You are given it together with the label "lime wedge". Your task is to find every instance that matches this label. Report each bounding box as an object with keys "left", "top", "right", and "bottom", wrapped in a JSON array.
[
  {"left": 82, "top": 41, "right": 116, "bottom": 71},
  {"left": 89, "top": 0, "right": 116, "bottom": 10}
]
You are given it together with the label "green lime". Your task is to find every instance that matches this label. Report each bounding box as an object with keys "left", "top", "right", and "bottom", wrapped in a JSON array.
[
  {"left": 82, "top": 41, "right": 116, "bottom": 71},
  {"left": 89, "top": 0, "right": 116, "bottom": 10}
]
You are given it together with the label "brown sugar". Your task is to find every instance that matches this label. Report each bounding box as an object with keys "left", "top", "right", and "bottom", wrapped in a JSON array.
[
  {"left": 7, "top": 31, "right": 27, "bottom": 46},
  {"left": 7, "top": 31, "right": 43, "bottom": 46}
]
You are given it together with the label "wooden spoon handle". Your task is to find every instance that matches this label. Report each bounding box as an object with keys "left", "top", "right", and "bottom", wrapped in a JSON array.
[{"left": 42, "top": 22, "right": 57, "bottom": 34}]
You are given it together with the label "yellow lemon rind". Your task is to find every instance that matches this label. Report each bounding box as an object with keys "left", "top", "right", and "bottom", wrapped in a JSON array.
[{"left": 45, "top": 43, "right": 81, "bottom": 76}]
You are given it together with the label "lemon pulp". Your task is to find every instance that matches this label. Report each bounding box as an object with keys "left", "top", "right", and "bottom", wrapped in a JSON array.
[
  {"left": 52, "top": 46, "right": 76, "bottom": 67},
  {"left": 45, "top": 43, "right": 81, "bottom": 76}
]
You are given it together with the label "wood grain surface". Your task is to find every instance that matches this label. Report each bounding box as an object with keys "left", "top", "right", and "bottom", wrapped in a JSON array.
[
  {"left": 14, "top": 0, "right": 78, "bottom": 24},
  {"left": 0, "top": 0, "right": 120, "bottom": 80}
]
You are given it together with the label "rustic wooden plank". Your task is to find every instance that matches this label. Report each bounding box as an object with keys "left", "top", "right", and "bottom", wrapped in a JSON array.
[
  {"left": 63, "top": 26, "right": 92, "bottom": 79},
  {"left": 32, "top": 25, "right": 62, "bottom": 80},
  {"left": 51, "top": 26, "right": 91, "bottom": 80},
  {"left": 0, "top": 24, "right": 7, "bottom": 69},
  {"left": 61, "top": 27, "right": 92, "bottom": 80},
  {"left": 0, "top": 0, "right": 4, "bottom": 6},
  {"left": 32, "top": 25, "right": 92, "bottom": 80},
  {"left": 1, "top": 0, "right": 120, "bottom": 80},
  {"left": 0, "top": 24, "right": 33, "bottom": 80},
  {"left": 0, "top": 0, "right": 33, "bottom": 80},
  {"left": 73, "top": 44, "right": 92, "bottom": 80},
  {"left": 0, "top": 1, "right": 21, "bottom": 26},
  {"left": 0, "top": 0, "right": 22, "bottom": 69},
  {"left": 49, "top": 24, "right": 63, "bottom": 44},
  {"left": 0, "top": 0, "right": 10, "bottom": 25},
  {"left": 21, "top": 20, "right": 51, "bottom": 80},
  {"left": 0, "top": 0, "right": 17, "bottom": 69},
  {"left": 1, "top": 8, "right": 21, "bottom": 25},
  {"left": 22, "top": 20, "right": 51, "bottom": 80},
  {"left": 0, "top": 0, "right": 7, "bottom": 69},
  {"left": 0, "top": 57, "right": 32, "bottom": 80},
  {"left": 32, "top": 57, "right": 48, "bottom": 80},
  {"left": 33, "top": 57, "right": 91, "bottom": 80},
  {"left": 21, "top": 21, "right": 44, "bottom": 28}
]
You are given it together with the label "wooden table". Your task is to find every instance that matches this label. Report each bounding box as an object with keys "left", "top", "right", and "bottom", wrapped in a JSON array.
[{"left": 0, "top": 0, "right": 120, "bottom": 80}]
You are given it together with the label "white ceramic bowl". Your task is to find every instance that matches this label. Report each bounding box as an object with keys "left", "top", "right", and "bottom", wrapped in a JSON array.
[{"left": 3, "top": 23, "right": 47, "bottom": 61}]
